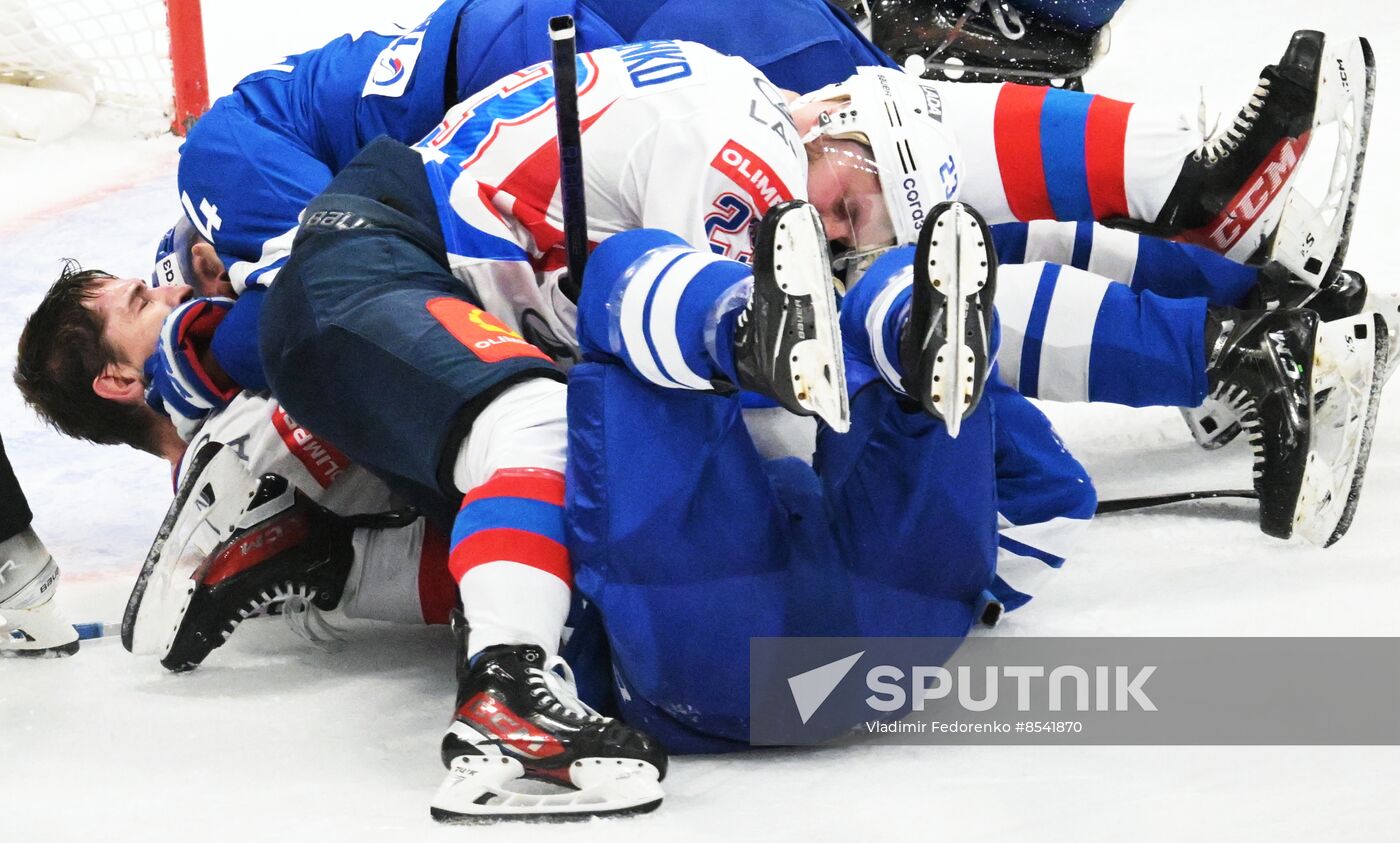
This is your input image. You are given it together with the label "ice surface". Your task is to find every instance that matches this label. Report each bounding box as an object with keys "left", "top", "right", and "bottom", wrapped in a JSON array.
[{"left": 3, "top": 0, "right": 1399, "bottom": 839}]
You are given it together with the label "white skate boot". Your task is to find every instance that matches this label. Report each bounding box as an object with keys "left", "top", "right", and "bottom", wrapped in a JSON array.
[{"left": 0, "top": 527, "right": 78, "bottom": 658}]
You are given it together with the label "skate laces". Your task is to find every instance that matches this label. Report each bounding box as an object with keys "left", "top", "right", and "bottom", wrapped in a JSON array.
[
  {"left": 280, "top": 589, "right": 345, "bottom": 652},
  {"left": 1197, "top": 78, "right": 1272, "bottom": 164},
  {"left": 528, "top": 656, "right": 606, "bottom": 723},
  {"left": 229, "top": 582, "right": 344, "bottom": 651},
  {"left": 969, "top": 0, "right": 1025, "bottom": 40}
]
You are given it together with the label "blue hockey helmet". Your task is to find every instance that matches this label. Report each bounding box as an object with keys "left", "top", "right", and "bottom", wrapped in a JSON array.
[{"left": 150, "top": 215, "right": 203, "bottom": 288}]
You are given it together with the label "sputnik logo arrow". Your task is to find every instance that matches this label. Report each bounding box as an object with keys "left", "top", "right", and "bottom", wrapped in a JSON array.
[{"left": 787, "top": 651, "right": 864, "bottom": 724}]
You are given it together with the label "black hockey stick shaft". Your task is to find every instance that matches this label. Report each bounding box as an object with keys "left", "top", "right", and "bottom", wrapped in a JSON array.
[
  {"left": 1095, "top": 489, "right": 1258, "bottom": 515},
  {"left": 550, "top": 15, "right": 588, "bottom": 300}
]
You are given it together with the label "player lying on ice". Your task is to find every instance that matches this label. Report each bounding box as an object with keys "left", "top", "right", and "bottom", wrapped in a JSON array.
[{"left": 157, "top": 1, "right": 1384, "bottom": 545}]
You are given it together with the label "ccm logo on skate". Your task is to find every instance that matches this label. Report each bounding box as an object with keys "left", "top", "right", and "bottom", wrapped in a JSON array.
[
  {"left": 1197, "top": 135, "right": 1307, "bottom": 252},
  {"left": 459, "top": 692, "right": 564, "bottom": 759},
  {"left": 710, "top": 140, "right": 793, "bottom": 215},
  {"left": 204, "top": 513, "right": 311, "bottom": 586},
  {"left": 427, "top": 299, "right": 552, "bottom": 364}
]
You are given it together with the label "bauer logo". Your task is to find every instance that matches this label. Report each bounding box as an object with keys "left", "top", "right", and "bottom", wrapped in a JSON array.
[{"left": 749, "top": 637, "right": 1400, "bottom": 746}]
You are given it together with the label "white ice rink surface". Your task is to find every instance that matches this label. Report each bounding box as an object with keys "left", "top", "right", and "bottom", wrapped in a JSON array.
[{"left": 3, "top": 1, "right": 1400, "bottom": 840}]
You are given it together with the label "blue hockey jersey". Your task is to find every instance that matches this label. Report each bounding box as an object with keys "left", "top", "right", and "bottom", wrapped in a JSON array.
[{"left": 176, "top": 0, "right": 894, "bottom": 290}]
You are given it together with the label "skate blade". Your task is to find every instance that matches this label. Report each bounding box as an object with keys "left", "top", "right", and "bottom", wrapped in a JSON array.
[
  {"left": 918, "top": 202, "right": 993, "bottom": 439},
  {"left": 1267, "top": 36, "right": 1374, "bottom": 287},
  {"left": 430, "top": 755, "right": 664, "bottom": 823},
  {"left": 1, "top": 609, "right": 81, "bottom": 658},
  {"left": 0, "top": 637, "right": 81, "bottom": 658},
  {"left": 1292, "top": 312, "right": 1386, "bottom": 546},
  {"left": 772, "top": 203, "right": 850, "bottom": 433},
  {"left": 1365, "top": 290, "right": 1400, "bottom": 384}
]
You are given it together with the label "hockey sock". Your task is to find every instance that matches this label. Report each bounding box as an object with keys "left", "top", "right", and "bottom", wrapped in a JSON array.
[
  {"left": 993, "top": 221, "right": 1261, "bottom": 304},
  {"left": 449, "top": 468, "right": 571, "bottom": 660},
  {"left": 838, "top": 247, "right": 916, "bottom": 396},
  {"left": 936, "top": 82, "right": 1200, "bottom": 225},
  {"left": 441, "top": 379, "right": 572, "bottom": 659},
  {"left": 341, "top": 522, "right": 456, "bottom": 625},
  {"left": 579, "top": 228, "right": 753, "bottom": 389},
  {"left": 996, "top": 262, "right": 1209, "bottom": 406}
]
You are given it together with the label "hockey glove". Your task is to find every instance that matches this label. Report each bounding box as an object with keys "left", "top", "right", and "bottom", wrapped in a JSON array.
[{"left": 144, "top": 296, "right": 240, "bottom": 440}]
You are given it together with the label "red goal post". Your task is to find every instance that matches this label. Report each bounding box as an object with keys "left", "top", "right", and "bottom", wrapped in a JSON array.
[{"left": 0, "top": 0, "right": 209, "bottom": 139}]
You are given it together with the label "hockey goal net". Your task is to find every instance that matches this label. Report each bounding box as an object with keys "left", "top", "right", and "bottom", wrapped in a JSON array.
[{"left": 0, "top": 0, "right": 207, "bottom": 140}]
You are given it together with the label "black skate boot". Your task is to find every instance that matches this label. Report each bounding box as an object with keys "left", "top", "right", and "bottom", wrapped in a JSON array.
[
  {"left": 432, "top": 640, "right": 667, "bottom": 822},
  {"left": 1150, "top": 30, "right": 1324, "bottom": 259},
  {"left": 900, "top": 201, "right": 997, "bottom": 438},
  {"left": 1186, "top": 266, "right": 1373, "bottom": 451},
  {"left": 123, "top": 442, "right": 409, "bottom": 672},
  {"left": 1246, "top": 261, "right": 1368, "bottom": 321},
  {"left": 1204, "top": 308, "right": 1320, "bottom": 539},
  {"left": 845, "top": 0, "right": 1108, "bottom": 87},
  {"left": 733, "top": 200, "right": 850, "bottom": 432},
  {"left": 1305, "top": 270, "right": 1370, "bottom": 323}
]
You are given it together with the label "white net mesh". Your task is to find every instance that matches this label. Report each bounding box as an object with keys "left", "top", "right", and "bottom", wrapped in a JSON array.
[{"left": 0, "top": 0, "right": 174, "bottom": 135}]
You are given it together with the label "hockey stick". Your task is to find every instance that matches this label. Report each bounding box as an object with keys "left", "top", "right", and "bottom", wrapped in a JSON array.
[
  {"left": 73, "top": 621, "right": 123, "bottom": 641},
  {"left": 1095, "top": 489, "right": 1258, "bottom": 515},
  {"left": 549, "top": 14, "right": 589, "bottom": 301}
]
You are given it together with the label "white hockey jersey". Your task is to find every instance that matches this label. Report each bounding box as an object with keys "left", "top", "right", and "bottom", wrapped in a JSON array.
[
  {"left": 179, "top": 393, "right": 393, "bottom": 514},
  {"left": 414, "top": 39, "right": 809, "bottom": 357}
]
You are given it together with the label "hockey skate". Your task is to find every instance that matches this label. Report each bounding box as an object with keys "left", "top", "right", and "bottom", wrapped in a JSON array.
[
  {"left": 432, "top": 639, "right": 666, "bottom": 823},
  {"left": 0, "top": 527, "right": 78, "bottom": 658},
  {"left": 900, "top": 201, "right": 997, "bottom": 438},
  {"left": 1152, "top": 30, "right": 1326, "bottom": 262},
  {"left": 123, "top": 441, "right": 379, "bottom": 672},
  {"left": 1205, "top": 307, "right": 1385, "bottom": 543},
  {"left": 735, "top": 199, "right": 850, "bottom": 432},
  {"left": 1265, "top": 37, "right": 1375, "bottom": 288},
  {"left": 1183, "top": 267, "right": 1370, "bottom": 450}
]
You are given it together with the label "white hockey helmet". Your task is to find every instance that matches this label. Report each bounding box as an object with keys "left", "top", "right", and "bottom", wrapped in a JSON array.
[{"left": 795, "top": 67, "right": 961, "bottom": 258}]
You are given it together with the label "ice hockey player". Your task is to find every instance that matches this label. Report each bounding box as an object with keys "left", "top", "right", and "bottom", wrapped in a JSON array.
[
  {"left": 170, "top": 0, "right": 894, "bottom": 294},
  {"left": 15, "top": 268, "right": 671, "bottom": 820},
  {"left": 556, "top": 201, "right": 1009, "bottom": 752},
  {"left": 0, "top": 435, "right": 77, "bottom": 657}
]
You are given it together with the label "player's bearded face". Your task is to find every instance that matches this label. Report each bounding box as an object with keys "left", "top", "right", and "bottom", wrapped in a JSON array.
[
  {"left": 805, "top": 138, "right": 897, "bottom": 277},
  {"left": 86, "top": 277, "right": 193, "bottom": 369}
]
